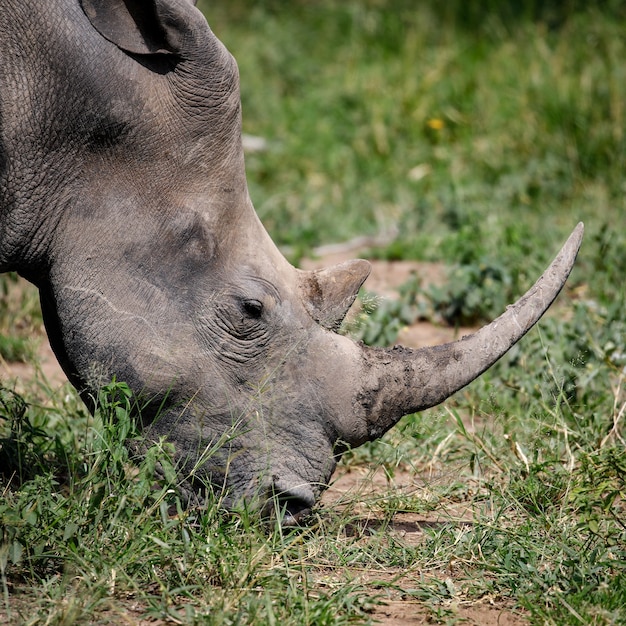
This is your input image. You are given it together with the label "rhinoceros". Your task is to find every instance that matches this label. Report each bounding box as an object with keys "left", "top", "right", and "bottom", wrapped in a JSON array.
[{"left": 0, "top": 0, "right": 582, "bottom": 524}]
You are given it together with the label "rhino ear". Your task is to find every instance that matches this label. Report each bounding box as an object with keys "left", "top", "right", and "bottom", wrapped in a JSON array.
[
  {"left": 299, "top": 259, "right": 371, "bottom": 331},
  {"left": 80, "top": 0, "right": 200, "bottom": 56}
]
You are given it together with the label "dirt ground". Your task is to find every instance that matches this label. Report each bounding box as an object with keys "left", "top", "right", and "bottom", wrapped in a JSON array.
[
  {"left": 320, "top": 465, "right": 529, "bottom": 625},
  {"left": 1, "top": 257, "right": 527, "bottom": 625}
]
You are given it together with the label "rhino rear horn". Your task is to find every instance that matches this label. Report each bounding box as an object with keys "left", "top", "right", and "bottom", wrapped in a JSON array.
[
  {"left": 80, "top": 0, "right": 203, "bottom": 56},
  {"left": 299, "top": 259, "right": 371, "bottom": 331}
]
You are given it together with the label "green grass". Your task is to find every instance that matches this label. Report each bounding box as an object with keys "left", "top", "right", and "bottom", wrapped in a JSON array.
[
  {"left": 2, "top": 1, "right": 626, "bottom": 623},
  {"left": 0, "top": 274, "right": 40, "bottom": 364},
  {"left": 207, "top": 1, "right": 624, "bottom": 273}
]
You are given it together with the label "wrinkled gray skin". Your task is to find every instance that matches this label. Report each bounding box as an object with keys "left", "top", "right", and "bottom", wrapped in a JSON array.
[{"left": 0, "top": 0, "right": 583, "bottom": 523}]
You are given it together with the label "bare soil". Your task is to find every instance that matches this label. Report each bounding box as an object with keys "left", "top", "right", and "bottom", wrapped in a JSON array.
[
  {"left": 321, "top": 465, "right": 529, "bottom": 625},
  {"left": 1, "top": 258, "right": 527, "bottom": 625}
]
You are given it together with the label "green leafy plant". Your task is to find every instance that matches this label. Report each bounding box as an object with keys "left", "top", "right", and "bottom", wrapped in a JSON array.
[
  {"left": 349, "top": 256, "right": 516, "bottom": 346},
  {"left": 0, "top": 387, "right": 54, "bottom": 485},
  {"left": 423, "top": 258, "right": 514, "bottom": 325}
]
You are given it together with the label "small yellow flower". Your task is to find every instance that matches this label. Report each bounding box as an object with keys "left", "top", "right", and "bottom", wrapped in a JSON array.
[{"left": 426, "top": 118, "right": 445, "bottom": 130}]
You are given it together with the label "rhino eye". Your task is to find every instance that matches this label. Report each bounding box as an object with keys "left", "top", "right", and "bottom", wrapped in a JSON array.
[{"left": 241, "top": 299, "right": 263, "bottom": 319}]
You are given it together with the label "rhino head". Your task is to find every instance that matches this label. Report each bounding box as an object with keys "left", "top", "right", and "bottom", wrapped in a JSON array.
[{"left": 0, "top": 0, "right": 582, "bottom": 523}]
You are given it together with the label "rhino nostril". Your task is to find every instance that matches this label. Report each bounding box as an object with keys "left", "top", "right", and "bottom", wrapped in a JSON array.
[
  {"left": 279, "top": 497, "right": 312, "bottom": 527},
  {"left": 267, "top": 484, "right": 315, "bottom": 527}
]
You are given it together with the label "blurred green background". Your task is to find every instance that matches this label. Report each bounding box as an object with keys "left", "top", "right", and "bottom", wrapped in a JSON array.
[{"left": 198, "top": 1, "right": 624, "bottom": 297}]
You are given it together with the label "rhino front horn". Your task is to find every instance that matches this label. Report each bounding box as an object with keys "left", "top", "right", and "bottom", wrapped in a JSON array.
[{"left": 356, "top": 222, "right": 584, "bottom": 441}]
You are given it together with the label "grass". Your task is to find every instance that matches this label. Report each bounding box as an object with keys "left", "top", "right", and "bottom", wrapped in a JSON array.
[
  {"left": 0, "top": 274, "right": 39, "bottom": 364},
  {"left": 1, "top": 1, "right": 626, "bottom": 624}
]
